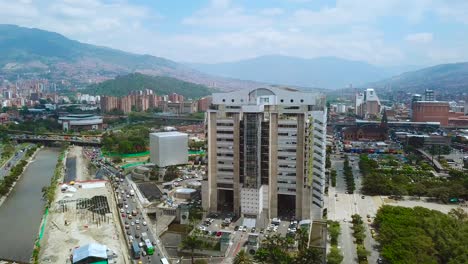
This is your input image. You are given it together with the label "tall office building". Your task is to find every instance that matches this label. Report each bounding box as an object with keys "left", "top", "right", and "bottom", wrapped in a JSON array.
[
  {"left": 202, "top": 87, "right": 327, "bottom": 222},
  {"left": 355, "top": 88, "right": 381, "bottom": 119},
  {"left": 424, "top": 89, "right": 435, "bottom": 101}
]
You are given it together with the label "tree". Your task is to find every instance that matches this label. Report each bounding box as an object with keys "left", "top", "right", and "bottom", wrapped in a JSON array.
[
  {"left": 327, "top": 246, "right": 343, "bottom": 264},
  {"left": 254, "top": 234, "right": 293, "bottom": 264},
  {"left": 181, "top": 234, "right": 203, "bottom": 264},
  {"left": 356, "top": 244, "right": 370, "bottom": 262},
  {"left": 448, "top": 208, "right": 468, "bottom": 222},
  {"left": 296, "top": 228, "right": 309, "bottom": 252},
  {"left": 328, "top": 221, "right": 340, "bottom": 246},
  {"left": 293, "top": 247, "right": 323, "bottom": 264},
  {"left": 233, "top": 249, "right": 253, "bottom": 264},
  {"left": 164, "top": 166, "right": 181, "bottom": 181}
]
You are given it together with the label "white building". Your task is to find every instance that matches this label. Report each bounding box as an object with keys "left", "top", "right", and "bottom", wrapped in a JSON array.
[
  {"left": 150, "top": 132, "right": 188, "bottom": 167},
  {"left": 203, "top": 87, "right": 327, "bottom": 222}
]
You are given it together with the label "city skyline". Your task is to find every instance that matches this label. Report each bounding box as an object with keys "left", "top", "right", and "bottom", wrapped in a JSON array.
[{"left": 0, "top": 0, "right": 468, "bottom": 65}]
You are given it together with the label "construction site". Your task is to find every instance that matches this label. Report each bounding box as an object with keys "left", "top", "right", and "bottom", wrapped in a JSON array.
[{"left": 39, "top": 179, "right": 129, "bottom": 263}]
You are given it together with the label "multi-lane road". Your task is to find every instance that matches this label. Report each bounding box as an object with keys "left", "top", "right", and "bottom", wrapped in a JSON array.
[
  {"left": 328, "top": 153, "right": 380, "bottom": 264},
  {"left": 0, "top": 144, "right": 31, "bottom": 180},
  {"left": 95, "top": 158, "right": 166, "bottom": 263}
]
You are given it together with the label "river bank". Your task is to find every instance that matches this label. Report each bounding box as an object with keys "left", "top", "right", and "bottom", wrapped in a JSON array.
[
  {"left": 0, "top": 148, "right": 60, "bottom": 263},
  {"left": 0, "top": 145, "right": 41, "bottom": 208}
]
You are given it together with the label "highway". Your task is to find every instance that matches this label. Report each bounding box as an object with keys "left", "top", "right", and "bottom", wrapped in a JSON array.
[
  {"left": 94, "top": 158, "right": 166, "bottom": 264},
  {"left": 0, "top": 144, "right": 31, "bottom": 180}
]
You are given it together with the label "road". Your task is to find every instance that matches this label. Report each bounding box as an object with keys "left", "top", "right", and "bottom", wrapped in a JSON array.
[
  {"left": 95, "top": 159, "right": 166, "bottom": 264},
  {"left": 0, "top": 144, "right": 31, "bottom": 180},
  {"left": 329, "top": 152, "right": 381, "bottom": 264},
  {"left": 329, "top": 156, "right": 357, "bottom": 264}
]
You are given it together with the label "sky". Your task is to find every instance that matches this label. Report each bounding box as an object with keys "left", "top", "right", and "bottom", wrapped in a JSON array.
[{"left": 1, "top": 0, "right": 468, "bottom": 66}]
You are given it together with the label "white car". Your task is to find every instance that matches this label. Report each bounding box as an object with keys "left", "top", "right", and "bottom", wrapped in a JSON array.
[
  {"left": 120, "top": 209, "right": 124, "bottom": 213},
  {"left": 198, "top": 226, "right": 206, "bottom": 231},
  {"left": 131, "top": 221, "right": 135, "bottom": 226},
  {"left": 139, "top": 242, "right": 144, "bottom": 247},
  {"left": 125, "top": 204, "right": 128, "bottom": 208},
  {"left": 135, "top": 220, "right": 140, "bottom": 224},
  {"left": 142, "top": 221, "right": 147, "bottom": 226},
  {"left": 129, "top": 235, "right": 133, "bottom": 241}
]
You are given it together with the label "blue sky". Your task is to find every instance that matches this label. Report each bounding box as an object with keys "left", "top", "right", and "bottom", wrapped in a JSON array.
[{"left": 1, "top": 0, "right": 468, "bottom": 66}]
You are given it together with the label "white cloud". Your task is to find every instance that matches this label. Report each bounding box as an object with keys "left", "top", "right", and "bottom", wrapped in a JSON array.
[
  {"left": 405, "top": 33, "right": 433, "bottom": 44},
  {"left": 260, "top": 8, "right": 284, "bottom": 16}
]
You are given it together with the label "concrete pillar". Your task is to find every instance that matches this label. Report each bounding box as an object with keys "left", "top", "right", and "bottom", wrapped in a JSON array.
[
  {"left": 269, "top": 113, "right": 278, "bottom": 219},
  {"left": 296, "top": 114, "right": 305, "bottom": 219},
  {"left": 207, "top": 112, "right": 218, "bottom": 212},
  {"left": 233, "top": 113, "right": 241, "bottom": 216}
]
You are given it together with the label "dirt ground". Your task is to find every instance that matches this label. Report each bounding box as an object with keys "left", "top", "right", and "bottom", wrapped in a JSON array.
[
  {"left": 39, "top": 182, "right": 129, "bottom": 264},
  {"left": 71, "top": 146, "right": 91, "bottom": 181}
]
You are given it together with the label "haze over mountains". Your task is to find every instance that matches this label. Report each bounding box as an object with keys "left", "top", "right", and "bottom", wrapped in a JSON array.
[
  {"left": 0, "top": 24, "right": 261, "bottom": 90},
  {"left": 188, "top": 55, "right": 420, "bottom": 89},
  {"left": 1, "top": 24, "right": 468, "bottom": 95}
]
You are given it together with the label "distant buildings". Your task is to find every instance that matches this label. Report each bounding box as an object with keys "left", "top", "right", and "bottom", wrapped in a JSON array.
[
  {"left": 355, "top": 88, "right": 381, "bottom": 119},
  {"left": 412, "top": 101, "right": 450, "bottom": 126},
  {"left": 203, "top": 87, "right": 327, "bottom": 222},
  {"left": 100, "top": 91, "right": 210, "bottom": 114},
  {"left": 150, "top": 132, "right": 188, "bottom": 167}
]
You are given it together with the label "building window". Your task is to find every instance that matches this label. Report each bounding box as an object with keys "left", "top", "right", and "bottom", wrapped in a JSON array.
[
  {"left": 222, "top": 99, "right": 226, "bottom": 102},
  {"left": 280, "top": 99, "right": 284, "bottom": 103},
  {"left": 300, "top": 99, "right": 304, "bottom": 103},
  {"left": 231, "top": 99, "right": 235, "bottom": 102},
  {"left": 290, "top": 99, "right": 294, "bottom": 103}
]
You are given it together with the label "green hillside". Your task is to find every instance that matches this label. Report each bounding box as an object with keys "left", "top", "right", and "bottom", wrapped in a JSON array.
[{"left": 84, "top": 73, "right": 214, "bottom": 99}]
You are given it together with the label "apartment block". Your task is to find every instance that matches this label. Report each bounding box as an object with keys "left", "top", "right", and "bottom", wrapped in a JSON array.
[{"left": 202, "top": 87, "right": 327, "bottom": 222}]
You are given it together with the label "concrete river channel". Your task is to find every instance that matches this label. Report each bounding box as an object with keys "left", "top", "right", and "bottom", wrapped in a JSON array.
[{"left": 0, "top": 148, "right": 59, "bottom": 263}]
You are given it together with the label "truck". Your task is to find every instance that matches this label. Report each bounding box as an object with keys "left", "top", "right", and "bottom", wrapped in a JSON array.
[
  {"left": 141, "top": 232, "right": 149, "bottom": 241},
  {"left": 131, "top": 241, "right": 141, "bottom": 259}
]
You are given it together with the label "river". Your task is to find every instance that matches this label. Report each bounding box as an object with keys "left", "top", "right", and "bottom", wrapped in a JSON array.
[{"left": 0, "top": 148, "right": 59, "bottom": 263}]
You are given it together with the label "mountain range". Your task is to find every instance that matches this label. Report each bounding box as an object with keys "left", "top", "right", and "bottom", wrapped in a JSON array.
[
  {"left": 0, "top": 24, "right": 468, "bottom": 95},
  {"left": 188, "top": 55, "right": 420, "bottom": 89},
  {"left": 0, "top": 24, "right": 261, "bottom": 90}
]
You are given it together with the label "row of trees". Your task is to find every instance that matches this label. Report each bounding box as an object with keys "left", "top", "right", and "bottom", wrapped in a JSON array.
[
  {"left": 42, "top": 146, "right": 67, "bottom": 206},
  {"left": 351, "top": 214, "right": 370, "bottom": 264},
  {"left": 101, "top": 125, "right": 150, "bottom": 154},
  {"left": 327, "top": 221, "right": 344, "bottom": 264},
  {"left": 343, "top": 156, "right": 355, "bottom": 193},
  {"left": 374, "top": 205, "right": 468, "bottom": 264},
  {"left": 0, "top": 145, "right": 39, "bottom": 196},
  {"left": 359, "top": 154, "right": 468, "bottom": 202},
  {"left": 330, "top": 169, "right": 337, "bottom": 188}
]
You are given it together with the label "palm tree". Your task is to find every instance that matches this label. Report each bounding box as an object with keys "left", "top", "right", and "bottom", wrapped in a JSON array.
[
  {"left": 180, "top": 234, "right": 203, "bottom": 264},
  {"left": 233, "top": 249, "right": 253, "bottom": 264}
]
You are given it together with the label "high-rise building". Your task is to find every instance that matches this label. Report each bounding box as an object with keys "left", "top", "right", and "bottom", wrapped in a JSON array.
[
  {"left": 100, "top": 96, "right": 119, "bottom": 112},
  {"left": 424, "top": 89, "right": 435, "bottom": 101},
  {"left": 355, "top": 88, "right": 381, "bottom": 119},
  {"left": 150, "top": 132, "right": 188, "bottom": 167},
  {"left": 203, "top": 87, "right": 327, "bottom": 222},
  {"left": 197, "top": 96, "right": 213, "bottom": 112}
]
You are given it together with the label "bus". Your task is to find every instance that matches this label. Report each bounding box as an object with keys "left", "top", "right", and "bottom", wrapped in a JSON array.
[
  {"left": 131, "top": 241, "right": 141, "bottom": 259},
  {"left": 144, "top": 239, "right": 154, "bottom": 255},
  {"left": 160, "top": 257, "right": 170, "bottom": 264}
]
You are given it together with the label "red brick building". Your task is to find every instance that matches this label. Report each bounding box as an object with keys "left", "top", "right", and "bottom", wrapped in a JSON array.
[{"left": 412, "top": 101, "right": 449, "bottom": 126}]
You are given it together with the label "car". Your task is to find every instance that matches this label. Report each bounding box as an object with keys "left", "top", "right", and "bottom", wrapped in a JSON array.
[
  {"left": 198, "top": 226, "right": 206, "bottom": 231},
  {"left": 129, "top": 235, "right": 133, "bottom": 241},
  {"left": 335, "top": 194, "right": 338, "bottom": 197},
  {"left": 126, "top": 194, "right": 130, "bottom": 198},
  {"left": 136, "top": 220, "right": 140, "bottom": 224},
  {"left": 361, "top": 195, "right": 365, "bottom": 199},
  {"left": 125, "top": 225, "right": 130, "bottom": 229},
  {"left": 128, "top": 215, "right": 133, "bottom": 219},
  {"left": 135, "top": 233, "right": 140, "bottom": 238},
  {"left": 216, "top": 231, "right": 222, "bottom": 237},
  {"left": 367, "top": 218, "right": 372, "bottom": 223},
  {"left": 127, "top": 230, "right": 131, "bottom": 235},
  {"left": 121, "top": 213, "right": 126, "bottom": 217},
  {"left": 139, "top": 242, "right": 144, "bottom": 247},
  {"left": 234, "top": 226, "right": 239, "bottom": 231},
  {"left": 125, "top": 204, "right": 129, "bottom": 208},
  {"left": 142, "top": 221, "right": 147, "bottom": 226},
  {"left": 251, "top": 227, "right": 256, "bottom": 233},
  {"left": 366, "top": 214, "right": 371, "bottom": 218},
  {"left": 120, "top": 208, "right": 124, "bottom": 213},
  {"left": 126, "top": 210, "right": 130, "bottom": 214},
  {"left": 142, "top": 251, "right": 147, "bottom": 256},
  {"left": 136, "top": 225, "right": 140, "bottom": 230},
  {"left": 259, "top": 228, "right": 264, "bottom": 234}
]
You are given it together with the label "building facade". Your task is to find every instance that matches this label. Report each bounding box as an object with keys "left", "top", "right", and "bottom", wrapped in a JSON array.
[
  {"left": 203, "top": 87, "right": 327, "bottom": 222},
  {"left": 150, "top": 132, "right": 188, "bottom": 167},
  {"left": 355, "top": 88, "right": 381, "bottom": 119},
  {"left": 412, "top": 101, "right": 450, "bottom": 126}
]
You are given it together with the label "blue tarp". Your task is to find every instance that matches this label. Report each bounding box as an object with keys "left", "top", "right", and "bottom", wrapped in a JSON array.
[{"left": 72, "top": 243, "right": 107, "bottom": 263}]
